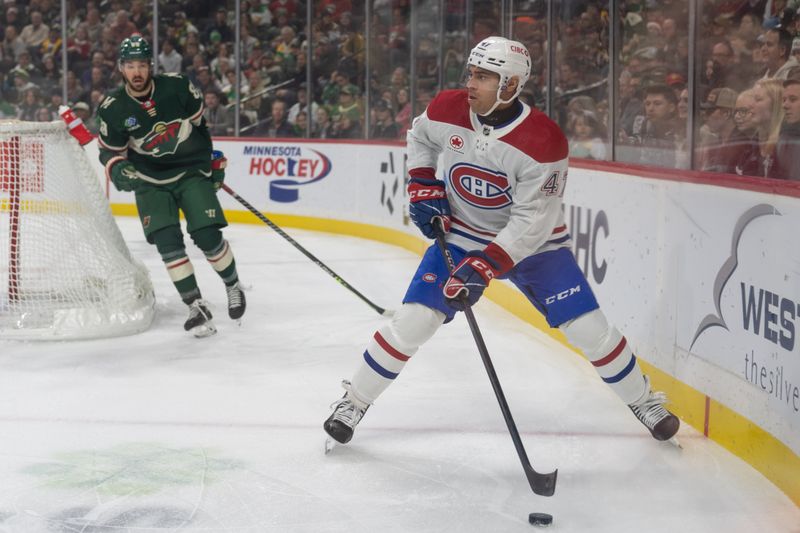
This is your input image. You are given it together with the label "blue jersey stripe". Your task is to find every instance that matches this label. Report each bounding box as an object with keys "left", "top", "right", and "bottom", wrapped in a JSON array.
[
  {"left": 450, "top": 227, "right": 492, "bottom": 245},
  {"left": 548, "top": 234, "right": 571, "bottom": 244},
  {"left": 601, "top": 355, "right": 637, "bottom": 384},
  {"left": 363, "top": 350, "right": 398, "bottom": 379}
]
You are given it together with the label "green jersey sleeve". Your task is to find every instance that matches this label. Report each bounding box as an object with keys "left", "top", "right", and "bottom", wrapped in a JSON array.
[
  {"left": 97, "top": 94, "right": 130, "bottom": 167},
  {"left": 179, "top": 75, "right": 205, "bottom": 126}
]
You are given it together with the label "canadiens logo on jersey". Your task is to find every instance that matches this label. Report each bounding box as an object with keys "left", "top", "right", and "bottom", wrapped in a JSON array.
[
  {"left": 140, "top": 120, "right": 184, "bottom": 156},
  {"left": 448, "top": 163, "right": 512, "bottom": 209}
]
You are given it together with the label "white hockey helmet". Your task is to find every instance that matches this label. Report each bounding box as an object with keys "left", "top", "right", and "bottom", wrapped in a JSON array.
[{"left": 467, "top": 36, "right": 531, "bottom": 115}]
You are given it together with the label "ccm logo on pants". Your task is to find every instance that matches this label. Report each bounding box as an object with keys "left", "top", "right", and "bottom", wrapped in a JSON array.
[{"left": 545, "top": 286, "right": 581, "bottom": 305}]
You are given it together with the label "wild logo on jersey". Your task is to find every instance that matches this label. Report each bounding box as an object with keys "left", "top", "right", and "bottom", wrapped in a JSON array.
[
  {"left": 448, "top": 163, "right": 512, "bottom": 209},
  {"left": 140, "top": 120, "right": 183, "bottom": 156}
]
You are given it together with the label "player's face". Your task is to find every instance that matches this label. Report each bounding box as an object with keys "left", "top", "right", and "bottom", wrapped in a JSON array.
[
  {"left": 465, "top": 66, "right": 500, "bottom": 115},
  {"left": 782, "top": 84, "right": 800, "bottom": 124},
  {"left": 121, "top": 59, "right": 151, "bottom": 93}
]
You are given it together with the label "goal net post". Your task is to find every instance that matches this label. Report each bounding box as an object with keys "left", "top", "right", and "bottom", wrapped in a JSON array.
[{"left": 0, "top": 120, "right": 155, "bottom": 340}]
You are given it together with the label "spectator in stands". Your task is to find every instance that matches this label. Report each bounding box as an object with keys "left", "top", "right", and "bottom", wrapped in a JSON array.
[
  {"left": 110, "top": 10, "right": 138, "bottom": 43},
  {"left": 17, "top": 87, "right": 41, "bottom": 121},
  {"left": 735, "top": 79, "right": 784, "bottom": 177},
  {"left": 65, "top": 70, "right": 84, "bottom": 106},
  {"left": 85, "top": 7, "right": 104, "bottom": 43},
  {"left": 195, "top": 66, "right": 222, "bottom": 96},
  {"left": 626, "top": 84, "right": 681, "bottom": 167},
  {"left": 618, "top": 69, "right": 643, "bottom": 137},
  {"left": 240, "top": 23, "right": 260, "bottom": 61},
  {"left": 263, "top": 99, "right": 296, "bottom": 137},
  {"left": 774, "top": 78, "right": 800, "bottom": 180},
  {"left": 293, "top": 109, "right": 308, "bottom": 137},
  {"left": 20, "top": 11, "right": 49, "bottom": 50},
  {"left": 331, "top": 111, "right": 361, "bottom": 138},
  {"left": 81, "top": 51, "right": 111, "bottom": 89},
  {"left": 568, "top": 110, "right": 607, "bottom": 160},
  {"left": 3, "top": 6, "right": 21, "bottom": 34},
  {"left": 333, "top": 84, "right": 361, "bottom": 127},
  {"left": 158, "top": 39, "right": 182, "bottom": 74},
  {"left": 45, "top": 88, "right": 63, "bottom": 119},
  {"left": 38, "top": 53, "right": 61, "bottom": 95},
  {"left": 370, "top": 99, "right": 399, "bottom": 139},
  {"left": 394, "top": 87, "right": 412, "bottom": 136},
  {"left": 66, "top": 25, "right": 92, "bottom": 69},
  {"left": 698, "top": 88, "right": 739, "bottom": 171},
  {"left": 314, "top": 106, "right": 335, "bottom": 138},
  {"left": 203, "top": 90, "right": 234, "bottom": 136},
  {"left": 11, "top": 50, "right": 40, "bottom": 81},
  {"left": 1, "top": 26, "right": 26, "bottom": 70},
  {"left": 129, "top": 0, "right": 149, "bottom": 30},
  {"left": 288, "top": 83, "right": 319, "bottom": 126},
  {"left": 40, "top": 25, "right": 62, "bottom": 59},
  {"left": 206, "top": 7, "right": 234, "bottom": 44},
  {"left": 760, "top": 28, "right": 796, "bottom": 79}
]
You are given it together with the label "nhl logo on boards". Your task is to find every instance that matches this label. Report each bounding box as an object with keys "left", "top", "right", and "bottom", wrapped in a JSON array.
[{"left": 448, "top": 135, "right": 464, "bottom": 152}]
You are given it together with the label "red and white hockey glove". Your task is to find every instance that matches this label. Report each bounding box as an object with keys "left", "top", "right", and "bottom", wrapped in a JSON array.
[
  {"left": 408, "top": 176, "right": 451, "bottom": 239},
  {"left": 443, "top": 245, "right": 514, "bottom": 310}
]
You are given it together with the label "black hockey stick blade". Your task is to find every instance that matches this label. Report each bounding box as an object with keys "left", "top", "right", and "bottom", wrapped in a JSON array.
[
  {"left": 434, "top": 219, "right": 557, "bottom": 496},
  {"left": 222, "top": 184, "right": 393, "bottom": 317}
]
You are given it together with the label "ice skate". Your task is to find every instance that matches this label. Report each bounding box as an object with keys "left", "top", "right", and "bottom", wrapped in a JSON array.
[
  {"left": 323, "top": 380, "right": 370, "bottom": 445},
  {"left": 184, "top": 299, "right": 216, "bottom": 337},
  {"left": 629, "top": 376, "right": 680, "bottom": 442},
  {"left": 226, "top": 281, "right": 246, "bottom": 321}
]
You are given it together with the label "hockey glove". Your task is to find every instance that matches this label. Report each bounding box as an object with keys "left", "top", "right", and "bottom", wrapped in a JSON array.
[
  {"left": 109, "top": 159, "right": 140, "bottom": 192},
  {"left": 408, "top": 177, "right": 451, "bottom": 239},
  {"left": 210, "top": 150, "right": 227, "bottom": 191},
  {"left": 443, "top": 250, "right": 502, "bottom": 310}
]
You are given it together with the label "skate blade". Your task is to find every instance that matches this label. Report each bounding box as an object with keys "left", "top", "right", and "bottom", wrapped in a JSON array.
[
  {"left": 191, "top": 321, "right": 217, "bottom": 338},
  {"left": 668, "top": 436, "right": 682, "bottom": 449},
  {"left": 324, "top": 437, "right": 337, "bottom": 455}
]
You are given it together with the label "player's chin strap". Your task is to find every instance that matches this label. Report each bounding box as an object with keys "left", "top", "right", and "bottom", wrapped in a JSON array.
[{"left": 479, "top": 80, "right": 523, "bottom": 117}]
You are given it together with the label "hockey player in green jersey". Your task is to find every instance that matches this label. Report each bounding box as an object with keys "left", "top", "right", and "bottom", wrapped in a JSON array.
[{"left": 97, "top": 35, "right": 245, "bottom": 337}]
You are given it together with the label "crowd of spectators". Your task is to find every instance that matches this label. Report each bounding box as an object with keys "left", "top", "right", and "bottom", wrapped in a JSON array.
[
  {"left": 508, "top": 0, "right": 800, "bottom": 179},
  {"left": 1, "top": 0, "right": 798, "bottom": 179},
  {"left": 0, "top": 0, "right": 417, "bottom": 140}
]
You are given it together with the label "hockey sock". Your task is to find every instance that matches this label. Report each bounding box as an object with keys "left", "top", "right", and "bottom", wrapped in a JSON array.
[
  {"left": 152, "top": 226, "right": 201, "bottom": 304},
  {"left": 559, "top": 309, "right": 647, "bottom": 404},
  {"left": 192, "top": 227, "right": 239, "bottom": 285},
  {"left": 350, "top": 303, "right": 445, "bottom": 404}
]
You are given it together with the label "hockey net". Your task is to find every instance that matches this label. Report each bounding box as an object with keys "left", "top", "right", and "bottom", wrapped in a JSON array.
[{"left": 0, "top": 120, "right": 155, "bottom": 339}]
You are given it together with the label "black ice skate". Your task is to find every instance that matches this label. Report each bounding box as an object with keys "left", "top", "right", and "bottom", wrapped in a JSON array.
[
  {"left": 324, "top": 380, "right": 370, "bottom": 444},
  {"left": 184, "top": 299, "right": 216, "bottom": 337},
  {"left": 226, "top": 282, "right": 246, "bottom": 320},
  {"left": 629, "top": 377, "right": 680, "bottom": 442}
]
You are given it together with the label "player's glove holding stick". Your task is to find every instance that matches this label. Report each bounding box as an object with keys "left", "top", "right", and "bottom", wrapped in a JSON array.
[
  {"left": 211, "top": 150, "right": 227, "bottom": 191},
  {"left": 408, "top": 176, "right": 451, "bottom": 239},
  {"left": 442, "top": 242, "right": 514, "bottom": 310},
  {"left": 108, "top": 159, "right": 140, "bottom": 192}
]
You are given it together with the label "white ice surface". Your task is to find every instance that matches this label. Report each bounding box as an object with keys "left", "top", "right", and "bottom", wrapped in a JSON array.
[{"left": 0, "top": 217, "right": 798, "bottom": 533}]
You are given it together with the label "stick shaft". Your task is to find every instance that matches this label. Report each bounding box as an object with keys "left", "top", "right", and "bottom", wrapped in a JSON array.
[
  {"left": 222, "top": 184, "right": 390, "bottom": 317},
  {"left": 434, "top": 226, "right": 557, "bottom": 496}
]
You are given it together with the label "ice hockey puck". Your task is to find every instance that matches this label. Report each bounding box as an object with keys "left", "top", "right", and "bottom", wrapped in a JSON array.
[{"left": 528, "top": 512, "right": 553, "bottom": 527}]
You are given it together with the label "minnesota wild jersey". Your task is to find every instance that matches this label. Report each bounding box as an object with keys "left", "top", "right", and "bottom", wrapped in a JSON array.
[{"left": 97, "top": 74, "right": 212, "bottom": 183}]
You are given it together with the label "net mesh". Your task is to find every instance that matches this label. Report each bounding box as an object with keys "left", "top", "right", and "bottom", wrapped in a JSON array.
[{"left": 0, "top": 121, "right": 154, "bottom": 339}]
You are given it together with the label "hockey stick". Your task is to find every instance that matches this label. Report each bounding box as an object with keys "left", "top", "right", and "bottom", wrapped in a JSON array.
[
  {"left": 434, "top": 221, "right": 557, "bottom": 497},
  {"left": 221, "top": 183, "right": 394, "bottom": 317}
]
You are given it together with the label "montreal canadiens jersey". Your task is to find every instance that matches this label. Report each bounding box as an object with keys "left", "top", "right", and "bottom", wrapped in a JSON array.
[
  {"left": 407, "top": 89, "right": 570, "bottom": 266},
  {"left": 97, "top": 74, "right": 212, "bottom": 183}
]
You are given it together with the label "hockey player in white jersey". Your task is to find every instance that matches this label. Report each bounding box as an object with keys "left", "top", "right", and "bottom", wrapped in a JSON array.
[{"left": 324, "top": 36, "right": 679, "bottom": 446}]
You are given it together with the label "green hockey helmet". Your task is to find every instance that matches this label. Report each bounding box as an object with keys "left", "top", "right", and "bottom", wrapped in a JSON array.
[{"left": 118, "top": 34, "right": 152, "bottom": 64}]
